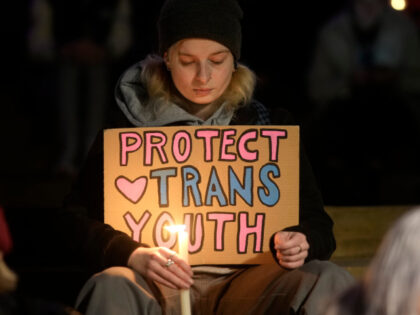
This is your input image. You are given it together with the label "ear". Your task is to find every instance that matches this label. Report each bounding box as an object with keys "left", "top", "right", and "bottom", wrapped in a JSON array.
[{"left": 163, "top": 52, "right": 170, "bottom": 70}]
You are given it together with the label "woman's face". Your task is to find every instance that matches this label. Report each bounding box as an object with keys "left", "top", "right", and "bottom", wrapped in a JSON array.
[{"left": 165, "top": 38, "right": 235, "bottom": 107}]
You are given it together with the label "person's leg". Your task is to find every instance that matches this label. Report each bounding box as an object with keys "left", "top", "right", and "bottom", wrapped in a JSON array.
[
  {"left": 189, "top": 268, "right": 239, "bottom": 315},
  {"left": 75, "top": 267, "right": 165, "bottom": 315},
  {"left": 214, "top": 261, "right": 355, "bottom": 315},
  {"left": 292, "top": 260, "right": 355, "bottom": 314}
]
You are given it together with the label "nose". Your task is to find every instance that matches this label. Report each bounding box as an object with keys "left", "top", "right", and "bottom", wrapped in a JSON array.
[{"left": 195, "top": 62, "right": 211, "bottom": 84}]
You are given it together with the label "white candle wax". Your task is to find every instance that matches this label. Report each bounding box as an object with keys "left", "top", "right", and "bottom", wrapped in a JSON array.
[
  {"left": 178, "top": 230, "right": 188, "bottom": 261},
  {"left": 178, "top": 230, "right": 191, "bottom": 315}
]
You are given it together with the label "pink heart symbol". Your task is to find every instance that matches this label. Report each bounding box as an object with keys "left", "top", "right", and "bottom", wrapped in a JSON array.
[{"left": 115, "top": 176, "right": 148, "bottom": 204}]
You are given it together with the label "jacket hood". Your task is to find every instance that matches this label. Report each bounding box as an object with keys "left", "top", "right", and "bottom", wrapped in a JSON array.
[{"left": 114, "top": 62, "right": 234, "bottom": 127}]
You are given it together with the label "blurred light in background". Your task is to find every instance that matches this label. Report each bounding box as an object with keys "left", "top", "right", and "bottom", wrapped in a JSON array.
[{"left": 391, "top": 0, "right": 407, "bottom": 10}]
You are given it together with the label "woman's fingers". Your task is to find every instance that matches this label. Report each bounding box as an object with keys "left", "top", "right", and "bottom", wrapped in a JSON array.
[
  {"left": 148, "top": 270, "right": 177, "bottom": 289},
  {"left": 279, "top": 243, "right": 309, "bottom": 256},
  {"left": 278, "top": 259, "right": 306, "bottom": 270},
  {"left": 169, "top": 252, "right": 194, "bottom": 277},
  {"left": 165, "top": 259, "right": 194, "bottom": 286},
  {"left": 273, "top": 231, "right": 310, "bottom": 269},
  {"left": 274, "top": 231, "right": 307, "bottom": 250},
  {"left": 160, "top": 262, "right": 193, "bottom": 289},
  {"left": 276, "top": 250, "right": 308, "bottom": 269},
  {"left": 276, "top": 249, "right": 308, "bottom": 263},
  {"left": 146, "top": 248, "right": 193, "bottom": 289},
  {"left": 128, "top": 247, "right": 194, "bottom": 289}
]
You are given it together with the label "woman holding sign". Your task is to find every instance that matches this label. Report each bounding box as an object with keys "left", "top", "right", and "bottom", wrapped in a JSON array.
[{"left": 60, "top": 0, "right": 354, "bottom": 314}]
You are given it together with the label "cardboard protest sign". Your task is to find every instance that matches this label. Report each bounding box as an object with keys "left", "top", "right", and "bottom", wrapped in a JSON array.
[{"left": 104, "top": 126, "right": 299, "bottom": 265}]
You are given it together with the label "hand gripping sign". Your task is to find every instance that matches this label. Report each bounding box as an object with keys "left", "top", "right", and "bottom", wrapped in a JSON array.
[{"left": 104, "top": 126, "right": 299, "bottom": 265}]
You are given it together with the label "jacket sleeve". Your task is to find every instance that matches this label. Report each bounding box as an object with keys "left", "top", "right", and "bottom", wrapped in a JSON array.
[
  {"left": 269, "top": 107, "right": 336, "bottom": 262},
  {"left": 55, "top": 129, "right": 147, "bottom": 272}
]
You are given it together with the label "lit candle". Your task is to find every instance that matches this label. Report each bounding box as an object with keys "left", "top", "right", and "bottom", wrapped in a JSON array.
[
  {"left": 178, "top": 227, "right": 191, "bottom": 315},
  {"left": 165, "top": 225, "right": 191, "bottom": 315}
]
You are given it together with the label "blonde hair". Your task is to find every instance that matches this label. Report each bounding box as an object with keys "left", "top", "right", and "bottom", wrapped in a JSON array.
[{"left": 139, "top": 54, "right": 256, "bottom": 113}]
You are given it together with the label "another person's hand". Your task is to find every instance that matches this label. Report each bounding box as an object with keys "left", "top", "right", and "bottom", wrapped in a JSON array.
[
  {"left": 127, "top": 247, "right": 193, "bottom": 289},
  {"left": 274, "top": 231, "right": 309, "bottom": 269}
]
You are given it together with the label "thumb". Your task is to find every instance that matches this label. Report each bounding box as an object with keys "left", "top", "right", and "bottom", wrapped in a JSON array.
[{"left": 274, "top": 231, "right": 291, "bottom": 248}]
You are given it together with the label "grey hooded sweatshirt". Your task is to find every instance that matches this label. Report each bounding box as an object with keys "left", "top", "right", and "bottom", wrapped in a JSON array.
[{"left": 115, "top": 61, "right": 236, "bottom": 127}]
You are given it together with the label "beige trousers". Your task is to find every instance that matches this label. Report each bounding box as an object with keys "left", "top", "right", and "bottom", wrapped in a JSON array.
[{"left": 75, "top": 260, "right": 354, "bottom": 315}]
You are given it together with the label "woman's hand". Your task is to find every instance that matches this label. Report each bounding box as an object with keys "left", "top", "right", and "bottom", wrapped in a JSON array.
[
  {"left": 127, "top": 247, "right": 194, "bottom": 289},
  {"left": 274, "top": 231, "right": 309, "bottom": 269}
]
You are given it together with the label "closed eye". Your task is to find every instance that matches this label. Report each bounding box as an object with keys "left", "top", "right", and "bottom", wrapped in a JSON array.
[
  {"left": 179, "top": 55, "right": 195, "bottom": 65},
  {"left": 180, "top": 61, "right": 195, "bottom": 66},
  {"left": 209, "top": 59, "right": 225, "bottom": 65},
  {"left": 209, "top": 51, "right": 229, "bottom": 65}
]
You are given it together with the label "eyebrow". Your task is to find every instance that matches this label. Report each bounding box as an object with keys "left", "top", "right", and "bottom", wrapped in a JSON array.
[{"left": 178, "top": 50, "right": 230, "bottom": 57}]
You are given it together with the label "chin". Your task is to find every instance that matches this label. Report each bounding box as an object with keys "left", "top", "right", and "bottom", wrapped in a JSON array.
[
  {"left": 193, "top": 99, "right": 214, "bottom": 105},
  {"left": 188, "top": 96, "right": 216, "bottom": 105}
]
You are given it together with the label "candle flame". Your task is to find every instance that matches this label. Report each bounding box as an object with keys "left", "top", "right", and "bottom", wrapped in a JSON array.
[{"left": 165, "top": 224, "right": 187, "bottom": 233}]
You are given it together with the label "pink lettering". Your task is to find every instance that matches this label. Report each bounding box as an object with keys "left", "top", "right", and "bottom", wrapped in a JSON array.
[
  {"left": 238, "top": 212, "right": 264, "bottom": 253},
  {"left": 207, "top": 212, "right": 235, "bottom": 251},
  {"left": 220, "top": 129, "right": 236, "bottom": 161},
  {"left": 124, "top": 210, "right": 151, "bottom": 242},
  {"left": 145, "top": 132, "right": 168, "bottom": 165},
  {"left": 261, "top": 130, "right": 287, "bottom": 162},
  {"left": 184, "top": 213, "right": 204, "bottom": 253},
  {"left": 237, "top": 130, "right": 258, "bottom": 161},
  {"left": 154, "top": 212, "right": 176, "bottom": 248},
  {"left": 120, "top": 132, "right": 142, "bottom": 166},
  {"left": 172, "top": 131, "right": 191, "bottom": 163},
  {"left": 195, "top": 129, "right": 219, "bottom": 161}
]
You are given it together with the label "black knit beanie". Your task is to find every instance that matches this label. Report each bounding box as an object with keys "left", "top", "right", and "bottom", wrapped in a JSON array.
[{"left": 158, "top": 0, "right": 243, "bottom": 60}]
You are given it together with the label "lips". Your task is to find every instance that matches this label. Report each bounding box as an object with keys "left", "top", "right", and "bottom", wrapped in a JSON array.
[{"left": 193, "top": 88, "right": 213, "bottom": 97}]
